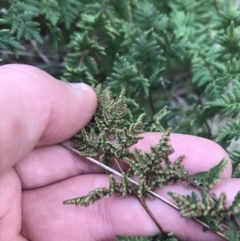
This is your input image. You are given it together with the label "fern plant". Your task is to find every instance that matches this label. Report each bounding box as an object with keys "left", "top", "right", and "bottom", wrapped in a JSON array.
[
  {"left": 1, "top": 0, "right": 240, "bottom": 240},
  {"left": 62, "top": 87, "right": 240, "bottom": 241}
]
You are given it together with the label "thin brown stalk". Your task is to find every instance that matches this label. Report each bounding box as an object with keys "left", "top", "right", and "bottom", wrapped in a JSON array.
[{"left": 113, "top": 157, "right": 167, "bottom": 236}]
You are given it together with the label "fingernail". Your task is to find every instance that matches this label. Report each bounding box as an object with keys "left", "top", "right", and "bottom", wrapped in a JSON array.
[{"left": 68, "top": 82, "right": 89, "bottom": 91}]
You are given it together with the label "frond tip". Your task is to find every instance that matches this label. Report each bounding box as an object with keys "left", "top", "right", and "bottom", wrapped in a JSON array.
[
  {"left": 63, "top": 188, "right": 109, "bottom": 207},
  {"left": 190, "top": 158, "right": 229, "bottom": 190}
]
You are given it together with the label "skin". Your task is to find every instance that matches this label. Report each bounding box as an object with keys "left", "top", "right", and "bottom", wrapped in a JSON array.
[{"left": 0, "top": 64, "right": 239, "bottom": 241}]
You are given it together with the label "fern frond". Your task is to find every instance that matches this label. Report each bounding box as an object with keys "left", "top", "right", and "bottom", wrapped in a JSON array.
[
  {"left": 134, "top": 1, "right": 168, "bottom": 32},
  {"left": 0, "top": 29, "right": 24, "bottom": 51},
  {"left": 215, "top": 0, "right": 240, "bottom": 29},
  {"left": 3, "top": 1, "right": 42, "bottom": 43},
  {"left": 62, "top": 66, "right": 96, "bottom": 84},
  {"left": 149, "top": 106, "right": 170, "bottom": 132},
  {"left": 190, "top": 158, "right": 228, "bottom": 190},
  {"left": 216, "top": 21, "right": 240, "bottom": 58},
  {"left": 63, "top": 188, "right": 109, "bottom": 207},
  {"left": 40, "top": 0, "right": 60, "bottom": 25},
  {"left": 224, "top": 230, "right": 240, "bottom": 241},
  {"left": 106, "top": 53, "right": 150, "bottom": 97},
  {"left": 216, "top": 120, "right": 240, "bottom": 144},
  {"left": 64, "top": 31, "right": 106, "bottom": 74},
  {"left": 168, "top": 191, "right": 227, "bottom": 219},
  {"left": 131, "top": 29, "right": 165, "bottom": 65},
  {"left": 205, "top": 80, "right": 240, "bottom": 117},
  {"left": 228, "top": 191, "right": 240, "bottom": 215},
  {"left": 57, "top": 0, "right": 81, "bottom": 29}
]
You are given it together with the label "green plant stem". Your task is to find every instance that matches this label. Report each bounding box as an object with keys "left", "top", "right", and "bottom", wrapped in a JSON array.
[
  {"left": 213, "top": 0, "right": 220, "bottom": 17},
  {"left": 197, "top": 95, "right": 212, "bottom": 139},
  {"left": 148, "top": 94, "right": 156, "bottom": 115},
  {"left": 60, "top": 143, "right": 229, "bottom": 240}
]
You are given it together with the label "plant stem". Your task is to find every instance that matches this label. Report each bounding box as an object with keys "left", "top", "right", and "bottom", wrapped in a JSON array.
[
  {"left": 113, "top": 157, "right": 167, "bottom": 237},
  {"left": 213, "top": 0, "right": 220, "bottom": 17},
  {"left": 148, "top": 94, "right": 156, "bottom": 116},
  {"left": 136, "top": 191, "right": 167, "bottom": 237},
  {"left": 60, "top": 143, "right": 229, "bottom": 240}
]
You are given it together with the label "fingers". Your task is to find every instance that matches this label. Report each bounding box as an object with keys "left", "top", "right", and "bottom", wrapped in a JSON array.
[
  {"left": 15, "top": 132, "right": 232, "bottom": 189},
  {"left": 15, "top": 145, "right": 102, "bottom": 189},
  {"left": 0, "top": 64, "right": 97, "bottom": 174},
  {"left": 0, "top": 169, "right": 23, "bottom": 241},
  {"left": 21, "top": 175, "right": 240, "bottom": 241}
]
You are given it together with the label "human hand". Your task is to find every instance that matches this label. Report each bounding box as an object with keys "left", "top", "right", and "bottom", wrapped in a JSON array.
[{"left": 0, "top": 64, "right": 239, "bottom": 241}]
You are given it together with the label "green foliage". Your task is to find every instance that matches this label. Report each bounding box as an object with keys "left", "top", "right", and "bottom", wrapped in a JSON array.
[
  {"left": 216, "top": 120, "right": 240, "bottom": 144},
  {"left": 0, "top": 29, "right": 24, "bottom": 52},
  {"left": 225, "top": 230, "right": 240, "bottom": 241},
  {"left": 206, "top": 80, "right": 240, "bottom": 118},
  {"left": 2, "top": 0, "right": 240, "bottom": 240},
  {"left": 169, "top": 190, "right": 240, "bottom": 233},
  {"left": 63, "top": 87, "right": 238, "bottom": 240},
  {"left": 116, "top": 233, "right": 178, "bottom": 241},
  {"left": 2, "top": 0, "right": 240, "bottom": 146},
  {"left": 67, "top": 87, "right": 189, "bottom": 206},
  {"left": 63, "top": 188, "right": 109, "bottom": 207},
  {"left": 190, "top": 158, "right": 229, "bottom": 190},
  {"left": 74, "top": 87, "right": 144, "bottom": 163},
  {"left": 170, "top": 191, "right": 225, "bottom": 218},
  {"left": 2, "top": 1, "right": 42, "bottom": 43}
]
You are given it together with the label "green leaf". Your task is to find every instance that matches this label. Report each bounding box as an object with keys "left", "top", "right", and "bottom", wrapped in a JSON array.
[
  {"left": 3, "top": 2, "right": 43, "bottom": 43},
  {"left": 216, "top": 120, "right": 240, "bottom": 144},
  {"left": 206, "top": 79, "right": 240, "bottom": 117},
  {"left": 63, "top": 188, "right": 109, "bottom": 207},
  {"left": 190, "top": 159, "right": 228, "bottom": 190},
  {"left": 228, "top": 191, "right": 240, "bottom": 215},
  {"left": 40, "top": 0, "right": 60, "bottom": 25},
  {"left": 224, "top": 230, "right": 240, "bottom": 241},
  {"left": 0, "top": 29, "right": 24, "bottom": 51},
  {"left": 57, "top": 0, "right": 81, "bottom": 29}
]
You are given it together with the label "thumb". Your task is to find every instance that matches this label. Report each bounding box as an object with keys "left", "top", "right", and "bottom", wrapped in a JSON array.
[{"left": 0, "top": 64, "right": 97, "bottom": 174}]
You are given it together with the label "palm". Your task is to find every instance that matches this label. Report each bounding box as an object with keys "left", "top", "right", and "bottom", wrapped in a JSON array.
[{"left": 11, "top": 134, "right": 235, "bottom": 241}]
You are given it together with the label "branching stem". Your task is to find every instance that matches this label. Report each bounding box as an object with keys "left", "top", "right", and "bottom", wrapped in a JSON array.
[
  {"left": 113, "top": 157, "right": 167, "bottom": 237},
  {"left": 61, "top": 143, "right": 229, "bottom": 240}
]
